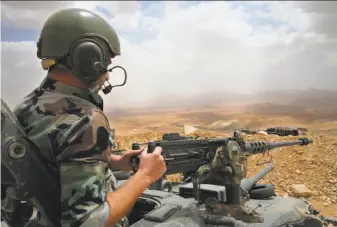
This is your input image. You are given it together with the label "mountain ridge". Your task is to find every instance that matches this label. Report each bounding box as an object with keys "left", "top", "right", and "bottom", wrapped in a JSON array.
[{"left": 105, "top": 88, "right": 337, "bottom": 118}]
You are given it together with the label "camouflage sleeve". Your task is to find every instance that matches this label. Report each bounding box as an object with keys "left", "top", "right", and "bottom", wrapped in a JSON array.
[{"left": 56, "top": 110, "right": 116, "bottom": 227}]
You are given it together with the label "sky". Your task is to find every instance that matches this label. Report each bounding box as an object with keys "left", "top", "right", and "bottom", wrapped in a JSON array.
[{"left": 1, "top": 1, "right": 337, "bottom": 109}]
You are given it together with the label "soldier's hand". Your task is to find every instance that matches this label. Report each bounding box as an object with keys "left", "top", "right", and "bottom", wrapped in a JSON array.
[
  {"left": 137, "top": 147, "right": 166, "bottom": 183},
  {"left": 109, "top": 148, "right": 143, "bottom": 171}
]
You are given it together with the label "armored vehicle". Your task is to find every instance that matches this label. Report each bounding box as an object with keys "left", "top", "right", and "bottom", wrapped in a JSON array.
[{"left": 1, "top": 98, "right": 336, "bottom": 227}]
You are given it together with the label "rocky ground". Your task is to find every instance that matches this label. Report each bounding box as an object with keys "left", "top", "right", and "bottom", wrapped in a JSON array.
[{"left": 114, "top": 130, "right": 337, "bottom": 217}]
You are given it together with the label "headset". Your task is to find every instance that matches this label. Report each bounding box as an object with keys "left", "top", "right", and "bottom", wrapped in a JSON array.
[{"left": 40, "top": 37, "right": 127, "bottom": 95}]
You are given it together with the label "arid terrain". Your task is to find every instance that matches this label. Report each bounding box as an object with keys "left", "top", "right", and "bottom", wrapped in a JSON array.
[{"left": 108, "top": 89, "right": 337, "bottom": 217}]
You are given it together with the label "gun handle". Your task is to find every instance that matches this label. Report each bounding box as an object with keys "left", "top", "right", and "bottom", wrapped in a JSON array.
[
  {"left": 148, "top": 142, "right": 156, "bottom": 153},
  {"left": 130, "top": 142, "right": 157, "bottom": 173},
  {"left": 131, "top": 143, "right": 140, "bottom": 173}
]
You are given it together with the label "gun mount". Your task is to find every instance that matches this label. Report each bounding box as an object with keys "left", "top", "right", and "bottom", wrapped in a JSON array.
[{"left": 178, "top": 163, "right": 275, "bottom": 203}]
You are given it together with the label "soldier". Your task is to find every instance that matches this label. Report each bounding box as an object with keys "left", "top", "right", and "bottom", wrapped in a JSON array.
[{"left": 13, "top": 8, "right": 166, "bottom": 227}]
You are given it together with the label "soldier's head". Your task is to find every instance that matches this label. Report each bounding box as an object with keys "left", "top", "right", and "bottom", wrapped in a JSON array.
[{"left": 37, "top": 8, "right": 121, "bottom": 94}]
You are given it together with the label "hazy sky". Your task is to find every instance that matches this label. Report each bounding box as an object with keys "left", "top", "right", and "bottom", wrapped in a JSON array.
[{"left": 1, "top": 1, "right": 337, "bottom": 109}]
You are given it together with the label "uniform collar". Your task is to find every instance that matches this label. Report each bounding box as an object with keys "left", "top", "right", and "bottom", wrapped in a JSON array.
[{"left": 38, "top": 76, "right": 104, "bottom": 110}]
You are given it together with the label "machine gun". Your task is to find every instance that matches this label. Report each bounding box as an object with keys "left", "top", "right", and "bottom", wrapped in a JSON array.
[
  {"left": 130, "top": 132, "right": 312, "bottom": 223},
  {"left": 131, "top": 132, "right": 311, "bottom": 189}
]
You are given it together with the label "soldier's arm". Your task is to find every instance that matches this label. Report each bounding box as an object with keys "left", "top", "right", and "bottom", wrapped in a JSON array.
[
  {"left": 57, "top": 111, "right": 156, "bottom": 227},
  {"left": 104, "top": 171, "right": 152, "bottom": 226},
  {"left": 105, "top": 147, "right": 165, "bottom": 227},
  {"left": 57, "top": 111, "right": 115, "bottom": 226}
]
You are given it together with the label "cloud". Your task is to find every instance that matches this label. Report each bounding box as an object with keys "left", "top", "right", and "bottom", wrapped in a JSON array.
[
  {"left": 295, "top": 1, "right": 337, "bottom": 38},
  {"left": 1, "top": 1, "right": 337, "bottom": 110}
]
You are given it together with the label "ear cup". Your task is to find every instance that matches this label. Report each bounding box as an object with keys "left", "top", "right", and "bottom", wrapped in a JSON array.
[{"left": 69, "top": 38, "right": 108, "bottom": 84}]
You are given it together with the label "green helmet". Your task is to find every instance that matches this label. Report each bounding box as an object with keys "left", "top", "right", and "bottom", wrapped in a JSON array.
[
  {"left": 37, "top": 8, "right": 122, "bottom": 88},
  {"left": 37, "top": 8, "right": 120, "bottom": 60}
]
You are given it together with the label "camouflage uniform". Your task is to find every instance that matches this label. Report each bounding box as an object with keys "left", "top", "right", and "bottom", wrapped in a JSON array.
[{"left": 14, "top": 77, "right": 128, "bottom": 227}]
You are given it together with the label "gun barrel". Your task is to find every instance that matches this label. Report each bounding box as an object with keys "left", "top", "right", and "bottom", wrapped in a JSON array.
[
  {"left": 240, "top": 163, "right": 274, "bottom": 192},
  {"left": 244, "top": 138, "right": 313, "bottom": 155}
]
